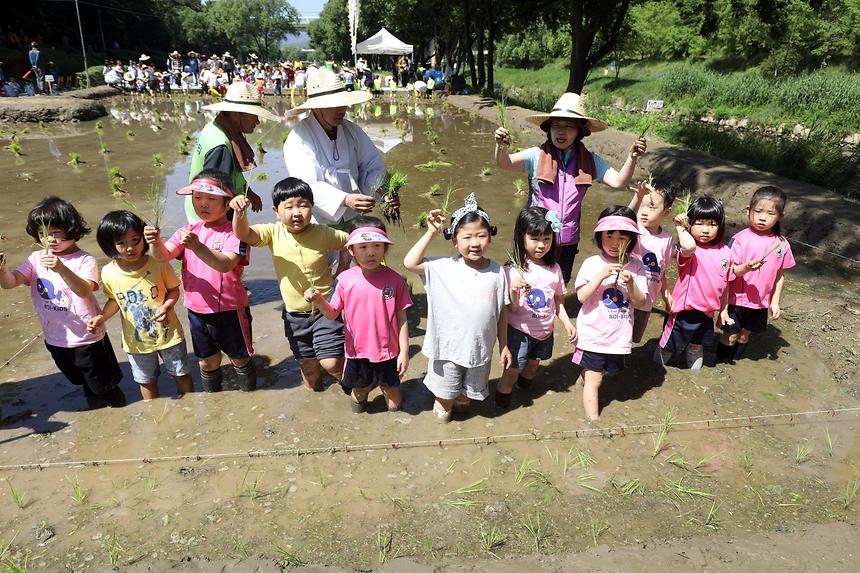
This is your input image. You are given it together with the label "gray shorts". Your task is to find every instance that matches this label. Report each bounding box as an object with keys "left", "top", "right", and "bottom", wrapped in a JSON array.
[
  {"left": 422, "top": 359, "right": 492, "bottom": 401},
  {"left": 282, "top": 309, "right": 344, "bottom": 360},
  {"left": 127, "top": 342, "right": 191, "bottom": 384}
]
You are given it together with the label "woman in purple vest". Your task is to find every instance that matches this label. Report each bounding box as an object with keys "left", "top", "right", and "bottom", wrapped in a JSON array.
[{"left": 495, "top": 92, "right": 646, "bottom": 283}]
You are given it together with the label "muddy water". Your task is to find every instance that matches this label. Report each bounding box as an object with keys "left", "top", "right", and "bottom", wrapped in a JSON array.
[{"left": 1, "top": 95, "right": 859, "bottom": 570}]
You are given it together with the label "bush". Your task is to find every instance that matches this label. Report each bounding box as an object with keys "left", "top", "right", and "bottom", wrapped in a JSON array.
[
  {"left": 76, "top": 65, "right": 106, "bottom": 89},
  {"left": 659, "top": 66, "right": 712, "bottom": 100}
]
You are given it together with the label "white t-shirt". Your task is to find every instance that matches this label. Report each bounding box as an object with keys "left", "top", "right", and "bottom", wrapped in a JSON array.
[{"left": 422, "top": 257, "right": 509, "bottom": 367}]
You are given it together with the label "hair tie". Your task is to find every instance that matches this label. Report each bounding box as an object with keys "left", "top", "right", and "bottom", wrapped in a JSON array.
[
  {"left": 545, "top": 211, "right": 562, "bottom": 233},
  {"left": 449, "top": 192, "right": 490, "bottom": 233}
]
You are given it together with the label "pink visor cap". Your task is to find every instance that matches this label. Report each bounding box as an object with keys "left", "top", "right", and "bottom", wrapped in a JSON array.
[
  {"left": 593, "top": 215, "right": 641, "bottom": 235},
  {"left": 345, "top": 227, "right": 393, "bottom": 248},
  {"left": 176, "top": 177, "right": 235, "bottom": 198}
]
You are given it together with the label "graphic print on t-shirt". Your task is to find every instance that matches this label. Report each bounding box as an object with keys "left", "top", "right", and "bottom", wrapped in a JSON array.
[
  {"left": 526, "top": 288, "right": 549, "bottom": 310},
  {"left": 602, "top": 286, "right": 629, "bottom": 310},
  {"left": 115, "top": 271, "right": 163, "bottom": 343},
  {"left": 36, "top": 277, "right": 66, "bottom": 305},
  {"left": 382, "top": 285, "right": 394, "bottom": 300},
  {"left": 642, "top": 252, "right": 660, "bottom": 274}
]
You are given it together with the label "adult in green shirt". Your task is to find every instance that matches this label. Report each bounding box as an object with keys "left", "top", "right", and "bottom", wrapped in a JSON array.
[{"left": 185, "top": 82, "right": 280, "bottom": 222}]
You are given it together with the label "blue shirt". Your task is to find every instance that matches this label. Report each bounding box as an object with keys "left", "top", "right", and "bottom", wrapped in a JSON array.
[{"left": 520, "top": 146, "right": 610, "bottom": 181}]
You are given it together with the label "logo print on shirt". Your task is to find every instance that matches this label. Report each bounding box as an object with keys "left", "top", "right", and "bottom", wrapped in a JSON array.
[
  {"left": 601, "top": 287, "right": 629, "bottom": 310},
  {"left": 212, "top": 241, "right": 223, "bottom": 252},
  {"left": 642, "top": 252, "right": 660, "bottom": 273},
  {"left": 720, "top": 257, "right": 729, "bottom": 272},
  {"left": 381, "top": 285, "right": 394, "bottom": 300},
  {"left": 36, "top": 278, "right": 64, "bottom": 304},
  {"left": 526, "top": 288, "right": 549, "bottom": 310}
]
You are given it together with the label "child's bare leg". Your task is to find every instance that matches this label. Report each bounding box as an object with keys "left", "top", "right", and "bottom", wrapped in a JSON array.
[
  {"left": 435, "top": 397, "right": 454, "bottom": 413},
  {"left": 497, "top": 366, "right": 520, "bottom": 394},
  {"left": 174, "top": 374, "right": 193, "bottom": 395},
  {"left": 298, "top": 358, "right": 324, "bottom": 391},
  {"left": 737, "top": 329, "right": 752, "bottom": 344},
  {"left": 351, "top": 385, "right": 371, "bottom": 403},
  {"left": 731, "top": 328, "right": 753, "bottom": 361},
  {"left": 319, "top": 356, "right": 344, "bottom": 381},
  {"left": 521, "top": 359, "right": 540, "bottom": 380},
  {"left": 381, "top": 386, "right": 401, "bottom": 410},
  {"left": 140, "top": 380, "right": 159, "bottom": 401},
  {"left": 581, "top": 369, "right": 604, "bottom": 421}
]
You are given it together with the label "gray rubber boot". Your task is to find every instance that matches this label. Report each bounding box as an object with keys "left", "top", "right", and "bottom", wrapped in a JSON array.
[
  {"left": 201, "top": 368, "right": 223, "bottom": 393},
  {"left": 234, "top": 361, "right": 257, "bottom": 392}
]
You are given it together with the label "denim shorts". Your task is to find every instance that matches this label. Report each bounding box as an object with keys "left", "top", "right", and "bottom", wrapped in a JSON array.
[
  {"left": 506, "top": 325, "right": 553, "bottom": 369},
  {"left": 127, "top": 342, "right": 191, "bottom": 384}
]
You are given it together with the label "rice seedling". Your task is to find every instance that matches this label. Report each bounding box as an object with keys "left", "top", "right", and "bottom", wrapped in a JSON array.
[
  {"left": 254, "top": 172, "right": 268, "bottom": 181},
  {"left": 385, "top": 494, "right": 409, "bottom": 511},
  {"left": 666, "top": 453, "right": 693, "bottom": 472},
  {"left": 6, "top": 480, "right": 25, "bottom": 509},
  {"left": 414, "top": 159, "right": 452, "bottom": 170},
  {"left": 690, "top": 500, "right": 721, "bottom": 530},
  {"left": 0, "top": 534, "right": 29, "bottom": 573},
  {"left": 144, "top": 476, "right": 158, "bottom": 493},
  {"left": 230, "top": 537, "right": 251, "bottom": 559},
  {"left": 4, "top": 142, "right": 23, "bottom": 156},
  {"left": 376, "top": 526, "right": 395, "bottom": 564},
  {"left": 416, "top": 211, "right": 428, "bottom": 228},
  {"left": 544, "top": 446, "right": 560, "bottom": 465},
  {"left": 66, "top": 152, "right": 82, "bottom": 166},
  {"left": 381, "top": 170, "right": 407, "bottom": 229},
  {"left": 652, "top": 409, "right": 675, "bottom": 458},
  {"left": 428, "top": 183, "right": 442, "bottom": 196},
  {"left": 673, "top": 189, "right": 692, "bottom": 216},
  {"left": 429, "top": 133, "right": 439, "bottom": 145},
  {"left": 38, "top": 120, "right": 46, "bottom": 129},
  {"left": 100, "top": 142, "right": 110, "bottom": 154},
  {"left": 496, "top": 96, "right": 511, "bottom": 146},
  {"left": 611, "top": 478, "right": 644, "bottom": 496},
  {"left": 178, "top": 141, "right": 189, "bottom": 155},
  {"left": 513, "top": 178, "right": 526, "bottom": 196},
  {"left": 833, "top": 478, "right": 859, "bottom": 510},
  {"left": 666, "top": 477, "right": 714, "bottom": 500},
  {"left": 435, "top": 146, "right": 448, "bottom": 154},
  {"left": 126, "top": 129, "right": 135, "bottom": 138},
  {"left": 37, "top": 216, "right": 52, "bottom": 254},
  {"left": 613, "top": 237, "right": 630, "bottom": 287},
  {"left": 795, "top": 445, "right": 812, "bottom": 465},
  {"left": 590, "top": 520, "right": 609, "bottom": 546},
  {"left": 737, "top": 452, "right": 754, "bottom": 477},
  {"left": 256, "top": 142, "right": 266, "bottom": 156},
  {"left": 569, "top": 447, "right": 596, "bottom": 468},
  {"left": 481, "top": 167, "right": 493, "bottom": 176},
  {"left": 152, "top": 153, "right": 163, "bottom": 167},
  {"left": 514, "top": 457, "right": 536, "bottom": 484},
  {"left": 67, "top": 475, "right": 88, "bottom": 504},
  {"left": 695, "top": 452, "right": 722, "bottom": 472},
  {"left": 575, "top": 472, "right": 602, "bottom": 493},
  {"left": 505, "top": 245, "right": 528, "bottom": 282},
  {"left": 521, "top": 511, "right": 549, "bottom": 552},
  {"left": 315, "top": 468, "right": 328, "bottom": 488},
  {"left": 106, "top": 529, "right": 123, "bottom": 565},
  {"left": 825, "top": 427, "right": 833, "bottom": 458},
  {"left": 479, "top": 525, "right": 505, "bottom": 558},
  {"left": 95, "top": 120, "right": 104, "bottom": 130},
  {"left": 445, "top": 479, "right": 485, "bottom": 506},
  {"left": 438, "top": 183, "right": 458, "bottom": 218},
  {"left": 110, "top": 179, "right": 125, "bottom": 196},
  {"left": 637, "top": 112, "right": 657, "bottom": 139},
  {"left": 356, "top": 486, "right": 369, "bottom": 500},
  {"left": 18, "top": 172, "right": 35, "bottom": 182},
  {"left": 20, "top": 127, "right": 29, "bottom": 135},
  {"left": 274, "top": 545, "right": 305, "bottom": 567}
]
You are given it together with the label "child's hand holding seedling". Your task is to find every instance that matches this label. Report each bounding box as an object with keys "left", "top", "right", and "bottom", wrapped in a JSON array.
[
  {"left": 230, "top": 195, "right": 252, "bottom": 214},
  {"left": 510, "top": 275, "right": 529, "bottom": 292},
  {"left": 719, "top": 308, "right": 735, "bottom": 328},
  {"left": 179, "top": 229, "right": 201, "bottom": 251},
  {"left": 39, "top": 251, "right": 64, "bottom": 271},
  {"left": 425, "top": 209, "right": 444, "bottom": 235},
  {"left": 673, "top": 213, "right": 688, "bottom": 229},
  {"left": 630, "top": 137, "right": 647, "bottom": 160},
  {"left": 601, "top": 263, "right": 623, "bottom": 281},
  {"left": 143, "top": 226, "right": 161, "bottom": 245},
  {"left": 734, "top": 259, "right": 764, "bottom": 276},
  {"left": 303, "top": 288, "right": 322, "bottom": 303},
  {"left": 494, "top": 127, "right": 511, "bottom": 147}
]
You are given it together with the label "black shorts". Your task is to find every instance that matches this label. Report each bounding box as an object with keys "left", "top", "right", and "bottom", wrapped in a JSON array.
[
  {"left": 45, "top": 337, "right": 122, "bottom": 395},
  {"left": 721, "top": 305, "right": 768, "bottom": 334},
  {"left": 572, "top": 348, "right": 625, "bottom": 375},
  {"left": 342, "top": 357, "right": 400, "bottom": 390},
  {"left": 659, "top": 310, "right": 714, "bottom": 354},
  {"left": 282, "top": 309, "right": 344, "bottom": 360},
  {"left": 188, "top": 308, "right": 254, "bottom": 360}
]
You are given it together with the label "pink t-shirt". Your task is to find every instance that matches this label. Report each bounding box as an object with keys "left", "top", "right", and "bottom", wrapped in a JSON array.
[
  {"left": 505, "top": 261, "right": 565, "bottom": 341},
  {"left": 167, "top": 221, "right": 249, "bottom": 314},
  {"left": 574, "top": 254, "right": 647, "bottom": 355},
  {"left": 329, "top": 266, "right": 412, "bottom": 362},
  {"left": 728, "top": 228, "right": 795, "bottom": 308},
  {"left": 632, "top": 224, "right": 673, "bottom": 312},
  {"left": 15, "top": 249, "right": 104, "bottom": 348},
  {"left": 670, "top": 243, "right": 732, "bottom": 314}
]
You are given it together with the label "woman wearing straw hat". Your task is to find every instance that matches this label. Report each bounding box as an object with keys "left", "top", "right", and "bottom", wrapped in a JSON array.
[
  {"left": 495, "top": 92, "right": 646, "bottom": 283},
  {"left": 185, "top": 82, "right": 280, "bottom": 222},
  {"left": 283, "top": 67, "right": 388, "bottom": 226}
]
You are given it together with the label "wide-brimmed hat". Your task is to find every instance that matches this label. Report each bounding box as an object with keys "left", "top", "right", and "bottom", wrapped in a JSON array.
[
  {"left": 170, "top": 50, "right": 180, "bottom": 57},
  {"left": 286, "top": 67, "right": 371, "bottom": 117},
  {"left": 594, "top": 215, "right": 640, "bottom": 235},
  {"left": 202, "top": 81, "right": 281, "bottom": 122},
  {"left": 187, "top": 51, "right": 198, "bottom": 58},
  {"left": 123, "top": 71, "right": 135, "bottom": 82},
  {"left": 181, "top": 71, "right": 192, "bottom": 79},
  {"left": 248, "top": 53, "right": 258, "bottom": 59},
  {"left": 176, "top": 176, "right": 235, "bottom": 199},
  {"left": 223, "top": 51, "right": 232, "bottom": 58},
  {"left": 138, "top": 54, "right": 150, "bottom": 61},
  {"left": 345, "top": 227, "right": 393, "bottom": 248},
  {"left": 525, "top": 92, "right": 607, "bottom": 135}
]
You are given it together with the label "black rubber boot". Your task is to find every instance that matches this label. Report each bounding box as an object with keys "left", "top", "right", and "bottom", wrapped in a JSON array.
[
  {"left": 516, "top": 375, "right": 534, "bottom": 389},
  {"left": 102, "top": 386, "right": 128, "bottom": 408},
  {"left": 732, "top": 342, "right": 748, "bottom": 361},
  {"left": 495, "top": 390, "right": 512, "bottom": 410},
  {"left": 234, "top": 361, "right": 257, "bottom": 392},
  {"left": 716, "top": 343, "right": 734, "bottom": 364},
  {"left": 201, "top": 368, "right": 223, "bottom": 393}
]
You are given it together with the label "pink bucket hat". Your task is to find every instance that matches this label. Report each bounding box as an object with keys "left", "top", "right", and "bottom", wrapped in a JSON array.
[
  {"left": 176, "top": 177, "right": 235, "bottom": 198},
  {"left": 345, "top": 227, "right": 393, "bottom": 248},
  {"left": 594, "top": 215, "right": 640, "bottom": 235}
]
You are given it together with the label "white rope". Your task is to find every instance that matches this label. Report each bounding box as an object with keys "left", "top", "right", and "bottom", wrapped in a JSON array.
[
  {"left": 0, "top": 333, "right": 42, "bottom": 371},
  {"left": 786, "top": 237, "right": 860, "bottom": 266},
  {"left": 1, "top": 406, "right": 858, "bottom": 472}
]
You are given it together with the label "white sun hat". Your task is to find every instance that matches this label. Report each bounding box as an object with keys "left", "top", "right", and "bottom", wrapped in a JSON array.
[
  {"left": 286, "top": 67, "right": 371, "bottom": 117},
  {"left": 202, "top": 81, "right": 281, "bottom": 122},
  {"left": 138, "top": 54, "right": 150, "bottom": 61},
  {"left": 525, "top": 92, "right": 607, "bottom": 135}
]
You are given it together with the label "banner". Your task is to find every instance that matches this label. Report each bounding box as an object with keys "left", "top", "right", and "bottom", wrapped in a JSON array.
[{"left": 348, "top": 0, "right": 360, "bottom": 60}]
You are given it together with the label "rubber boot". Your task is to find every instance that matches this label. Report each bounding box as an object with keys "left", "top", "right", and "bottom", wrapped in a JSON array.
[
  {"left": 234, "top": 361, "right": 257, "bottom": 392},
  {"left": 732, "top": 342, "right": 748, "bottom": 362},
  {"left": 516, "top": 375, "right": 534, "bottom": 389},
  {"left": 101, "top": 385, "right": 128, "bottom": 408},
  {"left": 716, "top": 342, "right": 734, "bottom": 364},
  {"left": 201, "top": 368, "right": 223, "bottom": 393},
  {"left": 686, "top": 348, "right": 704, "bottom": 370}
]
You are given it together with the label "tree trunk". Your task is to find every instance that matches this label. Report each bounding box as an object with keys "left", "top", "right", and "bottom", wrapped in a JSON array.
[
  {"left": 567, "top": 0, "right": 587, "bottom": 93},
  {"left": 486, "top": 4, "right": 495, "bottom": 96},
  {"left": 476, "top": 12, "right": 485, "bottom": 88},
  {"left": 464, "top": 0, "right": 477, "bottom": 87}
]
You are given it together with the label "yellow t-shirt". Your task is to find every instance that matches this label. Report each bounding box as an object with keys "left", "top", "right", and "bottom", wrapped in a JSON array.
[
  {"left": 102, "top": 257, "right": 184, "bottom": 354},
  {"left": 253, "top": 222, "right": 348, "bottom": 312}
]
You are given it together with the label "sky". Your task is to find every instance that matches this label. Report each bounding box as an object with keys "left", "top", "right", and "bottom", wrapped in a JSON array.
[{"left": 290, "top": 0, "right": 326, "bottom": 17}]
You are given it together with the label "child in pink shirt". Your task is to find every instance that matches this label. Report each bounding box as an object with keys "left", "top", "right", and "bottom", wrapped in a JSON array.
[
  {"left": 658, "top": 196, "right": 731, "bottom": 369},
  {"left": 718, "top": 186, "right": 795, "bottom": 362},
  {"left": 307, "top": 220, "right": 412, "bottom": 413},
  {"left": 573, "top": 206, "right": 647, "bottom": 421},
  {"left": 145, "top": 169, "right": 255, "bottom": 393}
]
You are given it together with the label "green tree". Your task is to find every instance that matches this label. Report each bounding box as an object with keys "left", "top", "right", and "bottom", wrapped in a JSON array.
[{"left": 211, "top": 0, "right": 299, "bottom": 61}]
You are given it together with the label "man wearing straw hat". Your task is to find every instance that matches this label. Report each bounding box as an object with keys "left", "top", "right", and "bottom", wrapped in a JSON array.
[
  {"left": 283, "top": 67, "right": 389, "bottom": 227},
  {"left": 185, "top": 82, "right": 280, "bottom": 222}
]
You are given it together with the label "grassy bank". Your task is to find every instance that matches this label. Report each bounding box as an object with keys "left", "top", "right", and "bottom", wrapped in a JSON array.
[{"left": 494, "top": 60, "right": 860, "bottom": 198}]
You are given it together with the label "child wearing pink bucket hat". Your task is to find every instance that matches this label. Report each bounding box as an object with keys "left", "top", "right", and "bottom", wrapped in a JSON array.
[
  {"left": 306, "top": 218, "right": 412, "bottom": 413},
  {"left": 572, "top": 206, "right": 648, "bottom": 421}
]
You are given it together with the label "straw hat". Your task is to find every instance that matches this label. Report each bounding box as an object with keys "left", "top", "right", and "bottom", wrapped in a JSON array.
[
  {"left": 123, "top": 71, "right": 135, "bottom": 82},
  {"left": 181, "top": 71, "right": 192, "bottom": 79},
  {"left": 525, "top": 92, "right": 607, "bottom": 135},
  {"left": 286, "top": 67, "right": 371, "bottom": 117},
  {"left": 187, "top": 51, "right": 198, "bottom": 58},
  {"left": 223, "top": 51, "right": 232, "bottom": 58},
  {"left": 170, "top": 50, "right": 180, "bottom": 58},
  {"left": 138, "top": 54, "right": 150, "bottom": 61},
  {"left": 248, "top": 53, "right": 258, "bottom": 59},
  {"left": 202, "top": 81, "right": 281, "bottom": 122}
]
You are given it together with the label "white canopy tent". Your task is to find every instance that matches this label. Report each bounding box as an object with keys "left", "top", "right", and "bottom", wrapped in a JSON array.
[{"left": 355, "top": 27, "right": 413, "bottom": 55}]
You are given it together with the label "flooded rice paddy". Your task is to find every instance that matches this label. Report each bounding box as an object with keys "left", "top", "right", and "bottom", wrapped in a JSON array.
[{"left": 0, "top": 94, "right": 858, "bottom": 570}]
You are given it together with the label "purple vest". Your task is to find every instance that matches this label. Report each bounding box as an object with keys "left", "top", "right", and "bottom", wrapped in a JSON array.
[{"left": 528, "top": 147, "right": 594, "bottom": 246}]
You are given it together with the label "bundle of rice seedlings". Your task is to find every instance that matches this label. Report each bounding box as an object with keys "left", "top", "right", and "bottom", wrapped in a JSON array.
[
  {"left": 513, "top": 178, "right": 526, "bottom": 196},
  {"left": 381, "top": 170, "right": 407, "bottom": 229},
  {"left": 145, "top": 183, "right": 165, "bottom": 229},
  {"left": 614, "top": 238, "right": 630, "bottom": 287},
  {"left": 674, "top": 190, "right": 693, "bottom": 216},
  {"left": 497, "top": 96, "right": 511, "bottom": 146},
  {"left": 38, "top": 216, "right": 52, "bottom": 253}
]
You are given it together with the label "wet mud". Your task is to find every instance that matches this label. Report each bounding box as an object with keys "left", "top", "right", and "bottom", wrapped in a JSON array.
[{"left": 0, "top": 93, "right": 858, "bottom": 571}]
